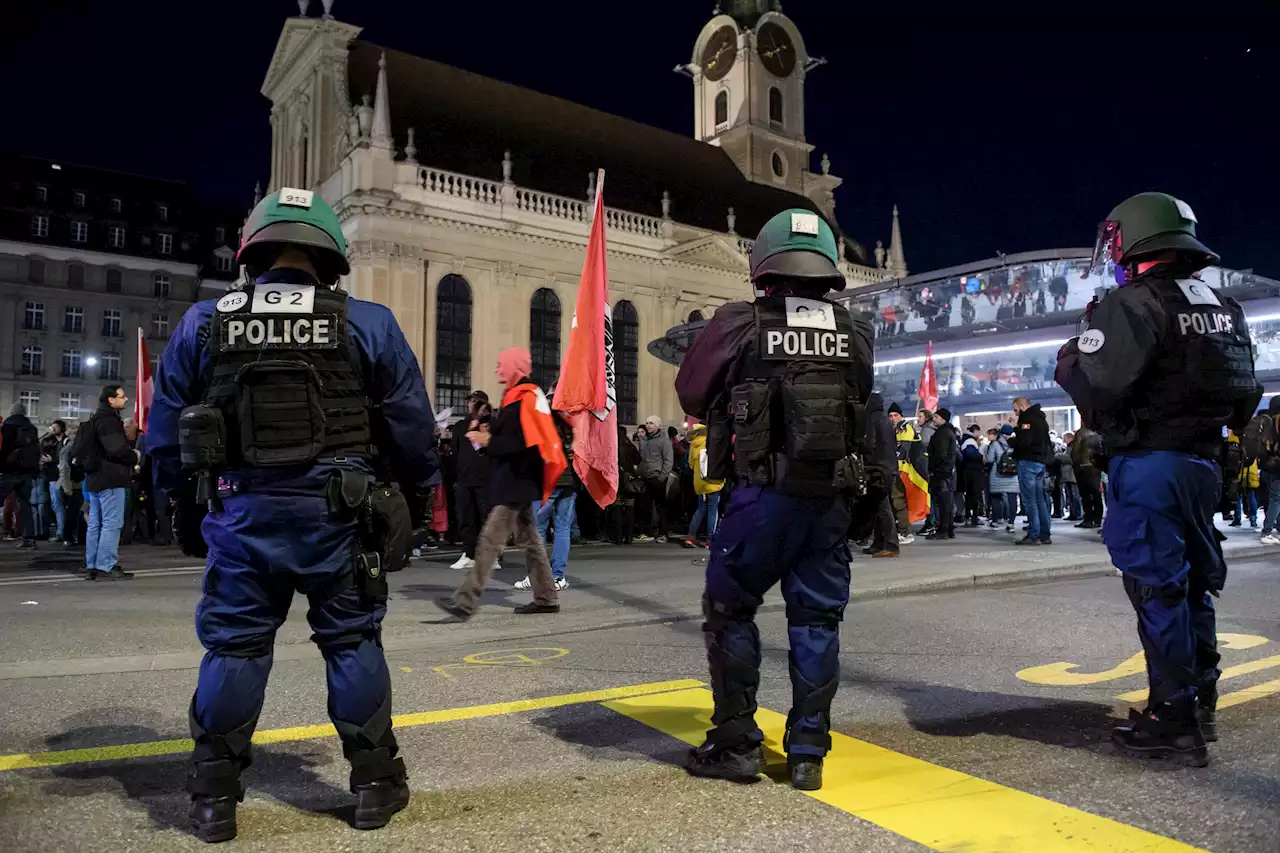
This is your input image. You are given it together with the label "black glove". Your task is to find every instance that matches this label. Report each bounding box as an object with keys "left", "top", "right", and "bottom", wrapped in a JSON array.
[
  {"left": 405, "top": 487, "right": 433, "bottom": 532},
  {"left": 172, "top": 476, "right": 209, "bottom": 559}
]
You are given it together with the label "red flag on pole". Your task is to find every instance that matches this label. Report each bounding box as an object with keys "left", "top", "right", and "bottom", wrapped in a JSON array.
[
  {"left": 919, "top": 341, "right": 939, "bottom": 413},
  {"left": 552, "top": 169, "right": 618, "bottom": 508},
  {"left": 135, "top": 327, "right": 153, "bottom": 432}
]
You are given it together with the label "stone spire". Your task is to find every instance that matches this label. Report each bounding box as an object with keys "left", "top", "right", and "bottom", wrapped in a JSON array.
[
  {"left": 886, "top": 204, "right": 907, "bottom": 276},
  {"left": 371, "top": 51, "right": 393, "bottom": 151}
]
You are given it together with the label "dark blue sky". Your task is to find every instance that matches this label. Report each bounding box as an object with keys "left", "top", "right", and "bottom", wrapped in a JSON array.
[{"left": 6, "top": 1, "right": 1277, "bottom": 274}]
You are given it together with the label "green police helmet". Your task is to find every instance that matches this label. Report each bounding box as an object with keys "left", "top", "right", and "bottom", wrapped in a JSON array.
[
  {"left": 237, "top": 188, "right": 350, "bottom": 285},
  {"left": 1090, "top": 192, "right": 1219, "bottom": 274},
  {"left": 749, "top": 208, "right": 846, "bottom": 291}
]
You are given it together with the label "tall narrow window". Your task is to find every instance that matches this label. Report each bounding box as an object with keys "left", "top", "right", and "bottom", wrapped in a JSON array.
[
  {"left": 64, "top": 306, "right": 84, "bottom": 333},
  {"left": 614, "top": 300, "right": 639, "bottom": 426},
  {"left": 103, "top": 309, "right": 121, "bottom": 337},
  {"left": 31, "top": 215, "right": 49, "bottom": 237},
  {"left": 154, "top": 274, "right": 171, "bottom": 299},
  {"left": 158, "top": 233, "right": 173, "bottom": 255},
  {"left": 24, "top": 302, "right": 45, "bottom": 330},
  {"left": 109, "top": 226, "right": 126, "bottom": 248},
  {"left": 73, "top": 191, "right": 86, "bottom": 207},
  {"left": 19, "top": 391, "right": 39, "bottom": 419},
  {"left": 152, "top": 314, "right": 170, "bottom": 338},
  {"left": 72, "top": 221, "right": 88, "bottom": 242},
  {"left": 110, "top": 197, "right": 122, "bottom": 213},
  {"left": 434, "top": 274, "right": 473, "bottom": 413},
  {"left": 35, "top": 185, "right": 48, "bottom": 202},
  {"left": 714, "top": 90, "right": 729, "bottom": 128},
  {"left": 101, "top": 351, "right": 121, "bottom": 381},
  {"left": 529, "top": 288, "right": 562, "bottom": 392},
  {"left": 769, "top": 86, "right": 784, "bottom": 126},
  {"left": 157, "top": 203, "right": 169, "bottom": 222},
  {"left": 62, "top": 350, "right": 82, "bottom": 378},
  {"left": 21, "top": 346, "right": 43, "bottom": 376},
  {"left": 59, "top": 393, "right": 80, "bottom": 420}
]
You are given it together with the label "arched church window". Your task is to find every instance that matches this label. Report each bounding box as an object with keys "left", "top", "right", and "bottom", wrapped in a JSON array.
[
  {"left": 688, "top": 310, "right": 705, "bottom": 323},
  {"left": 614, "top": 300, "right": 639, "bottom": 426},
  {"left": 768, "top": 87, "right": 784, "bottom": 126},
  {"left": 714, "top": 90, "right": 729, "bottom": 128},
  {"left": 435, "top": 274, "right": 472, "bottom": 413},
  {"left": 530, "top": 287, "right": 562, "bottom": 391}
]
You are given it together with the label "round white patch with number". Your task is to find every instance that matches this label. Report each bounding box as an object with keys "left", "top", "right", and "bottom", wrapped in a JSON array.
[
  {"left": 217, "top": 292, "right": 249, "bottom": 313},
  {"left": 1077, "top": 329, "right": 1105, "bottom": 354}
]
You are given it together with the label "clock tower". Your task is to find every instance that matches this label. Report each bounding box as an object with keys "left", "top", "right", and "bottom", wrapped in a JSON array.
[{"left": 685, "top": 1, "right": 841, "bottom": 216}]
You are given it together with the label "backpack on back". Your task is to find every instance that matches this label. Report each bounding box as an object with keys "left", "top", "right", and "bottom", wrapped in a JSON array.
[
  {"left": 996, "top": 444, "right": 1019, "bottom": 477},
  {"left": 1221, "top": 439, "right": 1244, "bottom": 482},
  {"left": 1241, "top": 414, "right": 1277, "bottom": 469},
  {"left": 1, "top": 419, "right": 39, "bottom": 474}
]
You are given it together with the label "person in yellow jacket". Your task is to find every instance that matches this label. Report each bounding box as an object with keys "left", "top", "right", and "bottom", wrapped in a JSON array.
[
  {"left": 1228, "top": 431, "right": 1261, "bottom": 528},
  {"left": 684, "top": 424, "right": 724, "bottom": 548}
]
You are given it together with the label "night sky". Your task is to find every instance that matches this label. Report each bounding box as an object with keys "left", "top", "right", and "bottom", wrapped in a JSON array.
[{"left": 6, "top": 1, "right": 1277, "bottom": 275}]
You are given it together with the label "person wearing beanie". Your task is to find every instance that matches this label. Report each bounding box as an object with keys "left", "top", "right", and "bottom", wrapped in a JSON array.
[
  {"left": 1, "top": 402, "right": 41, "bottom": 549},
  {"left": 926, "top": 408, "right": 959, "bottom": 539}
]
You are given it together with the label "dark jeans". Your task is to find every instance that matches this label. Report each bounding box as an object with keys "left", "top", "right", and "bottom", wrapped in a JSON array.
[
  {"left": 960, "top": 468, "right": 984, "bottom": 522},
  {"left": 929, "top": 479, "right": 955, "bottom": 536},
  {"left": 455, "top": 483, "right": 491, "bottom": 559},
  {"left": 644, "top": 478, "right": 669, "bottom": 538},
  {"left": 0, "top": 474, "right": 35, "bottom": 540},
  {"left": 989, "top": 492, "right": 1016, "bottom": 523},
  {"left": 608, "top": 500, "right": 635, "bottom": 544},
  {"left": 870, "top": 495, "right": 900, "bottom": 552},
  {"left": 1077, "top": 466, "right": 1104, "bottom": 524}
]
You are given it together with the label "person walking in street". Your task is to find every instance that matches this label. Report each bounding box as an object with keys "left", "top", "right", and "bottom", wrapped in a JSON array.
[
  {"left": 436, "top": 348, "right": 564, "bottom": 621},
  {"left": 684, "top": 423, "right": 723, "bottom": 548},
  {"left": 449, "top": 391, "right": 494, "bottom": 572},
  {"left": 986, "top": 426, "right": 1019, "bottom": 533},
  {"left": 1012, "top": 396, "right": 1053, "bottom": 545},
  {"left": 958, "top": 424, "right": 985, "bottom": 526},
  {"left": 0, "top": 403, "right": 41, "bottom": 550},
  {"left": 635, "top": 415, "right": 673, "bottom": 543},
  {"left": 519, "top": 407, "right": 576, "bottom": 591},
  {"left": 1057, "top": 191, "right": 1263, "bottom": 764},
  {"left": 79, "top": 386, "right": 138, "bottom": 580},
  {"left": 926, "top": 409, "right": 959, "bottom": 540}
]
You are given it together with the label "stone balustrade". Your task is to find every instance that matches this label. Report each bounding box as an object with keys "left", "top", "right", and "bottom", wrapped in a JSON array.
[
  {"left": 419, "top": 167, "right": 501, "bottom": 205},
  {"left": 514, "top": 187, "right": 586, "bottom": 223}
]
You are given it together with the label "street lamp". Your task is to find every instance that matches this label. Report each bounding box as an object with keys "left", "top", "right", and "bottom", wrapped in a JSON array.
[{"left": 85, "top": 356, "right": 98, "bottom": 367}]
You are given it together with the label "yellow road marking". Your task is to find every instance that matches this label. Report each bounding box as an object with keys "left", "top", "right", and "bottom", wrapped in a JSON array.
[
  {"left": 0, "top": 678, "right": 703, "bottom": 772},
  {"left": 1116, "top": 654, "right": 1280, "bottom": 704},
  {"left": 1219, "top": 678, "right": 1280, "bottom": 709},
  {"left": 1017, "top": 633, "right": 1270, "bottom": 687},
  {"left": 606, "top": 687, "right": 1206, "bottom": 853}
]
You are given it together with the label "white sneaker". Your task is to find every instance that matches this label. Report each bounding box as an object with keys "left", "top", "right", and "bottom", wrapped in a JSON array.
[
  {"left": 1261, "top": 534, "right": 1280, "bottom": 546},
  {"left": 411, "top": 547, "right": 423, "bottom": 559},
  {"left": 494, "top": 560, "right": 502, "bottom": 572},
  {"left": 450, "top": 556, "right": 476, "bottom": 571},
  {"left": 899, "top": 534, "right": 915, "bottom": 545},
  {"left": 515, "top": 576, "right": 569, "bottom": 591}
]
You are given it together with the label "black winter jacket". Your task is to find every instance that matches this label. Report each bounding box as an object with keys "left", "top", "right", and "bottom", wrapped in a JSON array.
[
  {"left": 83, "top": 405, "right": 136, "bottom": 492},
  {"left": 927, "top": 422, "right": 959, "bottom": 484},
  {"left": 451, "top": 412, "right": 494, "bottom": 487},
  {"left": 1012, "top": 404, "right": 1053, "bottom": 464},
  {"left": 0, "top": 414, "right": 40, "bottom": 475},
  {"left": 485, "top": 389, "right": 545, "bottom": 507}
]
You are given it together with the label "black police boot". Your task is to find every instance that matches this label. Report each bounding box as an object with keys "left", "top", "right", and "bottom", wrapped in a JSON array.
[
  {"left": 788, "top": 756, "right": 824, "bottom": 791},
  {"left": 685, "top": 739, "right": 765, "bottom": 783},
  {"left": 1198, "top": 686, "right": 1219, "bottom": 743},
  {"left": 335, "top": 697, "right": 411, "bottom": 831},
  {"left": 187, "top": 702, "right": 256, "bottom": 843},
  {"left": 1111, "top": 703, "right": 1208, "bottom": 767}
]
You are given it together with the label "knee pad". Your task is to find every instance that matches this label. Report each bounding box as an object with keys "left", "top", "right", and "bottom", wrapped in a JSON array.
[{"left": 701, "top": 593, "right": 756, "bottom": 635}]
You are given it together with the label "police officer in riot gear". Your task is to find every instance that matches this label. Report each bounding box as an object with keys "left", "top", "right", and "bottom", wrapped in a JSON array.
[
  {"left": 675, "top": 208, "right": 875, "bottom": 790},
  {"left": 149, "top": 188, "right": 439, "bottom": 841},
  {"left": 1057, "top": 192, "right": 1262, "bottom": 766}
]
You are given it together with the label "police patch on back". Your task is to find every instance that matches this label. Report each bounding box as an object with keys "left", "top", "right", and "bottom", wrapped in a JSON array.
[
  {"left": 759, "top": 298, "right": 852, "bottom": 362},
  {"left": 216, "top": 313, "right": 342, "bottom": 352}
]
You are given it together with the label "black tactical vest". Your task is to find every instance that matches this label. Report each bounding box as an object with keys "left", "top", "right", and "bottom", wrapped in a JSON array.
[
  {"left": 1129, "top": 275, "right": 1257, "bottom": 457},
  {"left": 204, "top": 281, "right": 372, "bottom": 468},
  {"left": 728, "top": 296, "right": 861, "bottom": 497}
]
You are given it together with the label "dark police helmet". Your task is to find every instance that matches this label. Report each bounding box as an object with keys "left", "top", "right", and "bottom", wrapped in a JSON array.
[
  {"left": 749, "top": 208, "right": 846, "bottom": 293},
  {"left": 1090, "top": 192, "right": 1219, "bottom": 279},
  {"left": 237, "top": 188, "right": 351, "bottom": 286}
]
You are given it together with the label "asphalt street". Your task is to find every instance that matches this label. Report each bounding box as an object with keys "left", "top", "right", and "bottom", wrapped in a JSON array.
[{"left": 0, "top": 530, "right": 1276, "bottom": 852}]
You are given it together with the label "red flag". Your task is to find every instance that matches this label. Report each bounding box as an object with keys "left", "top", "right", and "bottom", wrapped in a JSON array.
[
  {"left": 919, "top": 341, "right": 939, "bottom": 413},
  {"left": 552, "top": 169, "right": 618, "bottom": 508},
  {"left": 135, "top": 327, "right": 154, "bottom": 432}
]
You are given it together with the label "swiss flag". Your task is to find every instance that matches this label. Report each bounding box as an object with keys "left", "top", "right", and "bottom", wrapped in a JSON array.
[
  {"left": 552, "top": 170, "right": 618, "bottom": 508},
  {"left": 919, "top": 341, "right": 939, "bottom": 413},
  {"left": 135, "top": 327, "right": 154, "bottom": 432}
]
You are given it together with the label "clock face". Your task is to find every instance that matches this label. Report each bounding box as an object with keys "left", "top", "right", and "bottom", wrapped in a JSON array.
[
  {"left": 701, "top": 25, "right": 738, "bottom": 82},
  {"left": 757, "top": 22, "right": 796, "bottom": 78}
]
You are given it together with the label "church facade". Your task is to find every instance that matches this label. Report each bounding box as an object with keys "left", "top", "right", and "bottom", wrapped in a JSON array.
[{"left": 257, "top": 1, "right": 905, "bottom": 423}]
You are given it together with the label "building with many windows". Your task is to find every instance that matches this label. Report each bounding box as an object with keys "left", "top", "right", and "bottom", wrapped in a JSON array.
[
  {"left": 0, "top": 154, "right": 240, "bottom": 427},
  {"left": 257, "top": 1, "right": 900, "bottom": 422}
]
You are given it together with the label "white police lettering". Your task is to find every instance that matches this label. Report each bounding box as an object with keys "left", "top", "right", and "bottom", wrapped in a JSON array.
[
  {"left": 278, "top": 187, "right": 315, "bottom": 209},
  {"left": 1177, "top": 279, "right": 1221, "bottom": 307},
  {"left": 252, "top": 283, "right": 315, "bottom": 314},
  {"left": 764, "top": 327, "right": 850, "bottom": 359},
  {"left": 1177, "top": 312, "right": 1234, "bottom": 336},
  {"left": 1077, "top": 329, "right": 1105, "bottom": 354},
  {"left": 223, "top": 317, "right": 332, "bottom": 349}
]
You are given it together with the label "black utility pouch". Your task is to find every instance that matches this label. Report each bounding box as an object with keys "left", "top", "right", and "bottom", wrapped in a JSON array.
[
  {"left": 179, "top": 405, "right": 227, "bottom": 470},
  {"left": 326, "top": 469, "right": 370, "bottom": 521},
  {"left": 363, "top": 483, "right": 413, "bottom": 574}
]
